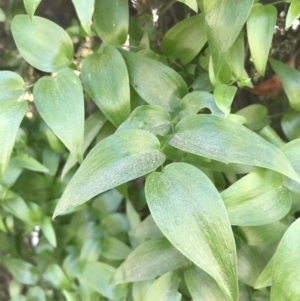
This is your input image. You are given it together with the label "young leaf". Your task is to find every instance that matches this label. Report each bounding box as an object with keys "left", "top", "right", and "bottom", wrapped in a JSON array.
[
  {"left": 54, "top": 130, "right": 165, "bottom": 217},
  {"left": 145, "top": 163, "right": 238, "bottom": 301},
  {"left": 205, "top": 0, "right": 254, "bottom": 75},
  {"left": 143, "top": 272, "right": 181, "bottom": 301},
  {"left": 72, "top": 0, "right": 94, "bottom": 35},
  {"left": 286, "top": 0, "right": 300, "bottom": 29},
  {"left": 114, "top": 237, "right": 189, "bottom": 283},
  {"left": 0, "top": 100, "right": 27, "bottom": 181},
  {"left": 214, "top": 84, "right": 237, "bottom": 116},
  {"left": 162, "top": 14, "right": 206, "bottom": 65},
  {"left": 81, "top": 46, "right": 130, "bottom": 127},
  {"left": 270, "top": 218, "right": 300, "bottom": 300},
  {"left": 33, "top": 68, "right": 84, "bottom": 163},
  {"left": 247, "top": 4, "right": 277, "bottom": 75},
  {"left": 0, "top": 71, "right": 25, "bottom": 101},
  {"left": 11, "top": 15, "right": 73, "bottom": 72},
  {"left": 94, "top": 0, "right": 128, "bottom": 45},
  {"left": 121, "top": 50, "right": 188, "bottom": 112},
  {"left": 24, "top": 0, "right": 41, "bottom": 19},
  {"left": 117, "top": 105, "right": 171, "bottom": 136},
  {"left": 177, "top": 0, "right": 198, "bottom": 12},
  {"left": 222, "top": 169, "right": 292, "bottom": 226},
  {"left": 169, "top": 114, "right": 300, "bottom": 182}
]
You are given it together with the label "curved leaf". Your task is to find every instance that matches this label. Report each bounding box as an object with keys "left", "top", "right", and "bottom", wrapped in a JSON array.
[
  {"left": 24, "top": 0, "right": 41, "bottom": 19},
  {"left": 214, "top": 84, "right": 237, "bottom": 116},
  {"left": 121, "top": 50, "right": 188, "bottom": 112},
  {"left": 54, "top": 130, "right": 165, "bottom": 217},
  {"left": 254, "top": 257, "right": 273, "bottom": 289},
  {"left": 33, "top": 68, "right": 84, "bottom": 163},
  {"left": 247, "top": 4, "right": 277, "bottom": 75},
  {"left": 169, "top": 114, "right": 300, "bottom": 182},
  {"left": 145, "top": 163, "right": 238, "bottom": 301},
  {"left": 222, "top": 169, "right": 292, "bottom": 226},
  {"left": 11, "top": 15, "right": 73, "bottom": 72},
  {"left": 0, "top": 100, "right": 27, "bottom": 180},
  {"left": 270, "top": 218, "right": 300, "bottom": 300},
  {"left": 114, "top": 237, "right": 189, "bottom": 283},
  {"left": 281, "top": 111, "right": 300, "bottom": 140},
  {"left": 162, "top": 14, "right": 206, "bottom": 65},
  {"left": 82, "top": 46, "right": 130, "bottom": 127},
  {"left": 286, "top": 0, "right": 300, "bottom": 29},
  {"left": 177, "top": 0, "right": 198, "bottom": 12},
  {"left": 72, "top": 0, "right": 94, "bottom": 35},
  {"left": 94, "top": 0, "right": 128, "bottom": 45},
  {"left": 0, "top": 71, "right": 25, "bottom": 101}
]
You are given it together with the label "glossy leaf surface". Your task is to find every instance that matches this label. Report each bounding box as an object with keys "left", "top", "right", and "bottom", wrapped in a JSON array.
[{"left": 145, "top": 163, "right": 238, "bottom": 301}]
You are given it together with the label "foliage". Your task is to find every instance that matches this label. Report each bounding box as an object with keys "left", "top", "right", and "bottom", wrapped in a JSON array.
[{"left": 1, "top": 0, "right": 300, "bottom": 300}]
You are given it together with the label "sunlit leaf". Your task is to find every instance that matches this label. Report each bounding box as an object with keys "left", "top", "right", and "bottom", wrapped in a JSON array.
[
  {"left": 24, "top": 0, "right": 41, "bottom": 19},
  {"left": 286, "top": 0, "right": 300, "bottom": 29},
  {"left": 0, "top": 71, "right": 25, "bottom": 101}
]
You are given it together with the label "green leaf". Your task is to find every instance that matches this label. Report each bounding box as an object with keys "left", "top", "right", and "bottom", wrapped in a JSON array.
[
  {"left": 54, "top": 130, "right": 165, "bottom": 217},
  {"left": 41, "top": 217, "right": 57, "bottom": 247},
  {"left": 162, "top": 14, "right": 206, "bottom": 65},
  {"left": 205, "top": 0, "right": 254, "bottom": 75},
  {"left": 101, "top": 236, "right": 131, "bottom": 260},
  {"left": 94, "top": 0, "right": 128, "bottom": 45},
  {"left": 79, "top": 261, "right": 128, "bottom": 300},
  {"left": 247, "top": 4, "right": 277, "bottom": 75},
  {"left": 43, "top": 264, "right": 71, "bottom": 290},
  {"left": 270, "top": 58, "right": 300, "bottom": 111},
  {"left": 114, "top": 237, "right": 189, "bottom": 283},
  {"left": 72, "top": 0, "right": 94, "bottom": 35},
  {"left": 177, "top": 0, "right": 198, "bottom": 12},
  {"left": 27, "top": 286, "right": 46, "bottom": 301},
  {"left": 117, "top": 105, "right": 171, "bottom": 136},
  {"left": 0, "top": 100, "right": 27, "bottom": 181},
  {"left": 33, "top": 68, "right": 84, "bottom": 163},
  {"left": 169, "top": 114, "right": 300, "bottom": 182},
  {"left": 214, "top": 84, "right": 237, "bottom": 116},
  {"left": 222, "top": 169, "right": 292, "bottom": 226},
  {"left": 184, "top": 266, "right": 226, "bottom": 300},
  {"left": 16, "top": 153, "right": 49, "bottom": 173},
  {"left": 281, "top": 111, "right": 300, "bottom": 140},
  {"left": 82, "top": 46, "right": 130, "bottom": 127},
  {"left": 254, "top": 257, "right": 273, "bottom": 289},
  {"left": 145, "top": 163, "right": 238, "bottom": 301},
  {"left": 121, "top": 50, "right": 188, "bottom": 112},
  {"left": 132, "top": 280, "right": 154, "bottom": 301},
  {"left": 12, "top": 15, "right": 73, "bottom": 72},
  {"left": 24, "top": 0, "right": 41, "bottom": 19},
  {"left": 286, "top": 0, "right": 300, "bottom": 29},
  {"left": 270, "top": 218, "right": 300, "bottom": 300},
  {"left": 143, "top": 272, "right": 181, "bottom": 301},
  {"left": 0, "top": 71, "right": 25, "bottom": 101}
]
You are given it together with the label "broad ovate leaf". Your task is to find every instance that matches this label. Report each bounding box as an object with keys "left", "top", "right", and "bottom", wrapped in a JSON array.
[
  {"left": 24, "top": 0, "right": 41, "bottom": 19},
  {"left": 0, "top": 100, "right": 27, "bottom": 181},
  {"left": 270, "top": 58, "right": 300, "bottom": 111},
  {"left": 247, "top": 4, "right": 277, "bottom": 75},
  {"left": 11, "top": 15, "right": 73, "bottom": 72},
  {"left": 72, "top": 0, "right": 94, "bottom": 35},
  {"left": 205, "top": 0, "right": 254, "bottom": 75},
  {"left": 33, "top": 68, "right": 84, "bottom": 163},
  {"left": 121, "top": 50, "right": 188, "bottom": 112},
  {"left": 169, "top": 114, "right": 300, "bottom": 182},
  {"left": 177, "top": 0, "right": 198, "bottom": 12},
  {"left": 270, "top": 218, "right": 300, "bottom": 300},
  {"left": 0, "top": 71, "right": 25, "bottom": 101},
  {"left": 54, "top": 130, "right": 165, "bottom": 217},
  {"left": 286, "top": 0, "right": 300, "bottom": 29},
  {"left": 145, "top": 163, "right": 238, "bottom": 301},
  {"left": 114, "top": 237, "right": 189, "bottom": 283},
  {"left": 81, "top": 46, "right": 130, "bottom": 127},
  {"left": 162, "top": 14, "right": 206, "bottom": 65},
  {"left": 94, "top": 0, "right": 128, "bottom": 45},
  {"left": 222, "top": 169, "right": 292, "bottom": 226}
]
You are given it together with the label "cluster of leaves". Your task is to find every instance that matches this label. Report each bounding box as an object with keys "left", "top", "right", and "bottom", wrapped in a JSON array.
[{"left": 1, "top": 0, "right": 300, "bottom": 300}]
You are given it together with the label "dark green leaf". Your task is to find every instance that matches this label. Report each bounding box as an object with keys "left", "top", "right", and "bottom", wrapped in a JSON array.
[
  {"left": 0, "top": 71, "right": 25, "bottom": 101},
  {"left": 12, "top": 15, "right": 73, "bottom": 72},
  {"left": 145, "top": 163, "right": 238, "bottom": 301},
  {"left": 177, "top": 0, "right": 198, "bottom": 12}
]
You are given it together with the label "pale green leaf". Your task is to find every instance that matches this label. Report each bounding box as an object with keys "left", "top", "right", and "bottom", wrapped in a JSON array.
[
  {"left": 286, "top": 0, "right": 300, "bottom": 29},
  {"left": 43, "top": 264, "right": 71, "bottom": 290},
  {"left": 12, "top": 15, "right": 73, "bottom": 72},
  {"left": 16, "top": 153, "right": 49, "bottom": 173},
  {"left": 94, "top": 0, "right": 128, "bottom": 45},
  {"left": 54, "top": 130, "right": 165, "bottom": 217},
  {"left": 247, "top": 4, "right": 277, "bottom": 75},
  {"left": 27, "top": 286, "right": 46, "bottom": 301},
  {"left": 121, "top": 50, "right": 188, "bottom": 112},
  {"left": 222, "top": 169, "right": 292, "bottom": 226},
  {"left": 145, "top": 163, "right": 238, "bottom": 301},
  {"left": 101, "top": 236, "right": 131, "bottom": 260},
  {"left": 270, "top": 218, "right": 300, "bottom": 300},
  {"left": 40, "top": 217, "right": 57, "bottom": 247},
  {"left": 254, "top": 257, "right": 273, "bottom": 289},
  {"left": 82, "top": 46, "right": 130, "bottom": 127},
  {"left": 0, "top": 100, "right": 27, "bottom": 181},
  {"left": 177, "top": 0, "right": 198, "bottom": 12},
  {"left": 114, "top": 237, "right": 189, "bottom": 283},
  {"left": 205, "top": 0, "right": 254, "bottom": 75},
  {"left": 33, "top": 68, "right": 84, "bottom": 163},
  {"left": 169, "top": 114, "right": 300, "bottom": 182},
  {"left": 0, "top": 8, "right": 5, "bottom": 22},
  {"left": 162, "top": 14, "right": 206, "bottom": 65},
  {"left": 270, "top": 58, "right": 300, "bottom": 111},
  {"left": 0, "top": 71, "right": 25, "bottom": 101},
  {"left": 24, "top": 0, "right": 41, "bottom": 19},
  {"left": 72, "top": 0, "right": 94, "bottom": 35},
  {"left": 132, "top": 280, "right": 154, "bottom": 301},
  {"left": 214, "top": 84, "right": 237, "bottom": 116}
]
